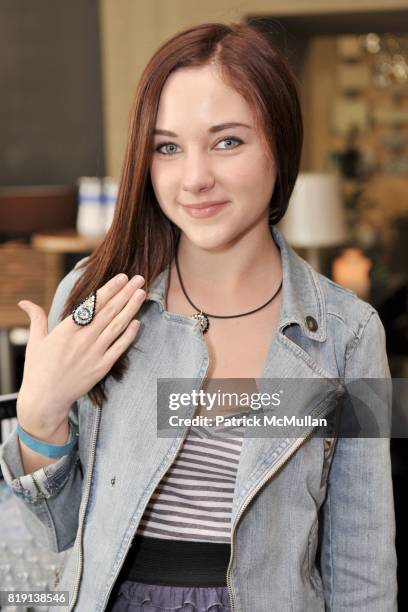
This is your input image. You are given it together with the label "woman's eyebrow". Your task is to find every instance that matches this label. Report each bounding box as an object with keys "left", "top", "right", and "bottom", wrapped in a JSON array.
[{"left": 153, "top": 122, "right": 252, "bottom": 137}]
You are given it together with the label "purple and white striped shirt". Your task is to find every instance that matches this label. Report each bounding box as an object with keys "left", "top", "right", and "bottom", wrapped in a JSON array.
[{"left": 137, "top": 421, "right": 245, "bottom": 543}]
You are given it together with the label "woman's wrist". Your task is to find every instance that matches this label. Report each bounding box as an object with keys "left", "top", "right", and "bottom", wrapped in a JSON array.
[{"left": 16, "top": 419, "right": 79, "bottom": 458}]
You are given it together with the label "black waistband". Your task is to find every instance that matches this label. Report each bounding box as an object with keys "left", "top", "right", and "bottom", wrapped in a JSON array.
[{"left": 117, "top": 534, "right": 231, "bottom": 587}]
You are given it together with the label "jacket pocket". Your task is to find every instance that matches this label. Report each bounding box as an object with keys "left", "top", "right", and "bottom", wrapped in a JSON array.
[
  {"left": 320, "top": 436, "right": 337, "bottom": 488},
  {"left": 319, "top": 402, "right": 341, "bottom": 488},
  {"left": 308, "top": 519, "right": 324, "bottom": 593}
]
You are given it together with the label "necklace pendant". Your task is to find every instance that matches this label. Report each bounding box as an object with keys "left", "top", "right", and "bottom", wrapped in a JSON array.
[{"left": 191, "top": 311, "right": 209, "bottom": 334}]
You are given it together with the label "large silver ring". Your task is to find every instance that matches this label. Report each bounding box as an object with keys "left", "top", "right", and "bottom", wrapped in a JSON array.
[{"left": 72, "top": 290, "right": 97, "bottom": 326}]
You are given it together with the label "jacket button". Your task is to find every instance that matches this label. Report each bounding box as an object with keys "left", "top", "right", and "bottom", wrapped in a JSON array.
[{"left": 305, "top": 316, "right": 318, "bottom": 332}]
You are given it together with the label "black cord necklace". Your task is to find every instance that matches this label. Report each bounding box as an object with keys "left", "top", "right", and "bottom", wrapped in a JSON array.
[{"left": 174, "top": 248, "right": 283, "bottom": 334}]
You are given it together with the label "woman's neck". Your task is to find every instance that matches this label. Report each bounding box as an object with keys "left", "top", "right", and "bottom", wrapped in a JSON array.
[{"left": 172, "top": 225, "right": 282, "bottom": 312}]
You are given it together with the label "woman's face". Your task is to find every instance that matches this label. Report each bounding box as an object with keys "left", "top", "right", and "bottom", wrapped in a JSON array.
[{"left": 150, "top": 64, "right": 277, "bottom": 250}]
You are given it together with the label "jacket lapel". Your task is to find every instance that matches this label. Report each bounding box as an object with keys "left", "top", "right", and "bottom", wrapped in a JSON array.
[{"left": 123, "top": 224, "right": 345, "bottom": 523}]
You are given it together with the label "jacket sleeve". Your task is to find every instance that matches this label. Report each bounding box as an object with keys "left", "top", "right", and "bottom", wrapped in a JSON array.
[
  {"left": 320, "top": 307, "right": 398, "bottom": 611},
  {"left": 0, "top": 259, "right": 90, "bottom": 553}
]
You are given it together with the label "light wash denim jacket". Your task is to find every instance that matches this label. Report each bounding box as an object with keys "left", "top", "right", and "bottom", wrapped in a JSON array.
[{"left": 0, "top": 226, "right": 397, "bottom": 611}]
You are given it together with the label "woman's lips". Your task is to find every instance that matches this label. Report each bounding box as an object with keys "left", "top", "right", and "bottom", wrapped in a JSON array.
[{"left": 182, "top": 202, "right": 229, "bottom": 218}]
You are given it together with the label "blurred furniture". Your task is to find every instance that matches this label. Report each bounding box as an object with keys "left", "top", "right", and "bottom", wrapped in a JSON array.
[
  {"left": 0, "top": 242, "right": 60, "bottom": 395},
  {"left": 0, "top": 392, "right": 71, "bottom": 604},
  {"left": 0, "top": 231, "right": 101, "bottom": 394},
  {"left": 0, "top": 185, "right": 78, "bottom": 241},
  {"left": 278, "top": 173, "right": 347, "bottom": 271},
  {"left": 31, "top": 228, "right": 102, "bottom": 278},
  {"left": 0, "top": 392, "right": 18, "bottom": 445}
]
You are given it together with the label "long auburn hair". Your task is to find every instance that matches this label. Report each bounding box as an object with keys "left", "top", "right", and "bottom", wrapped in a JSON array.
[{"left": 61, "top": 21, "right": 303, "bottom": 408}]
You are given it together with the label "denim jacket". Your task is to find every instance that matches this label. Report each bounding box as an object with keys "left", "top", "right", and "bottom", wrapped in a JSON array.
[{"left": 0, "top": 226, "right": 397, "bottom": 611}]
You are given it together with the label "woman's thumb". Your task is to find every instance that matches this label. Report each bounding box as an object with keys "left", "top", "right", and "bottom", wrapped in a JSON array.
[{"left": 18, "top": 300, "right": 48, "bottom": 342}]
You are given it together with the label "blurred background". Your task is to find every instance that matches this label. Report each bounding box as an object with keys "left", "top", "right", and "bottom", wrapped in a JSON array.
[{"left": 0, "top": 1, "right": 407, "bottom": 609}]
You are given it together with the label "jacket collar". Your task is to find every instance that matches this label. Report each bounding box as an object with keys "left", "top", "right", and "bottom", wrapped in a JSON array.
[{"left": 146, "top": 225, "right": 326, "bottom": 343}]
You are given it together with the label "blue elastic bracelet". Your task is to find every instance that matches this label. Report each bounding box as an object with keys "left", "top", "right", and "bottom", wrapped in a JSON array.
[{"left": 17, "top": 420, "right": 79, "bottom": 458}]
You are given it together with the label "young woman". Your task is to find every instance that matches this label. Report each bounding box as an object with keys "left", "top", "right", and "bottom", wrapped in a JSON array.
[{"left": 0, "top": 22, "right": 397, "bottom": 612}]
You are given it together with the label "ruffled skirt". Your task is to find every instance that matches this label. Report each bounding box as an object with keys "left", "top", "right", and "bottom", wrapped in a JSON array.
[{"left": 106, "top": 580, "right": 232, "bottom": 611}]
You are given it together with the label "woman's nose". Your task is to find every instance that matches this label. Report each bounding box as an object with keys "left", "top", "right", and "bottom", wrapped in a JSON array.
[{"left": 181, "top": 154, "right": 215, "bottom": 192}]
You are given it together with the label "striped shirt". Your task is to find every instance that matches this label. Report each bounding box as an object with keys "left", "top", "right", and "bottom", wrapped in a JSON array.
[{"left": 137, "top": 419, "right": 245, "bottom": 543}]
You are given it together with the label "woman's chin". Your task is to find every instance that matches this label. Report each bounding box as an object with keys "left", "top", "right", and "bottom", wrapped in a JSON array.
[{"left": 180, "top": 226, "right": 237, "bottom": 252}]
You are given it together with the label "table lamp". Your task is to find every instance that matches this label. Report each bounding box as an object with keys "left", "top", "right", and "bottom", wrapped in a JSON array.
[{"left": 277, "top": 173, "right": 348, "bottom": 272}]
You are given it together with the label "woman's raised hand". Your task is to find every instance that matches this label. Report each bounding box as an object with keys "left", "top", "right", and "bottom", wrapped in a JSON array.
[{"left": 16, "top": 273, "right": 146, "bottom": 435}]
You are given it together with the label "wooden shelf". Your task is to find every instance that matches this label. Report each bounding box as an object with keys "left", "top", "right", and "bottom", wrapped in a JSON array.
[{"left": 30, "top": 229, "right": 103, "bottom": 253}]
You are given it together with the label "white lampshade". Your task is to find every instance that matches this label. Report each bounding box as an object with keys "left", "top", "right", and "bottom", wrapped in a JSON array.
[{"left": 278, "top": 173, "right": 347, "bottom": 248}]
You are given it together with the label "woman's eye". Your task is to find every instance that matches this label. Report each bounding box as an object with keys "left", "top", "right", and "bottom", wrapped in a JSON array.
[
  {"left": 154, "top": 136, "right": 243, "bottom": 156},
  {"left": 216, "top": 136, "right": 242, "bottom": 150},
  {"left": 155, "top": 143, "right": 179, "bottom": 155}
]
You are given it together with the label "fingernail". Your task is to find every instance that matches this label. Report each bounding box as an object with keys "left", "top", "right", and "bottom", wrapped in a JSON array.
[
  {"left": 116, "top": 274, "right": 128, "bottom": 283},
  {"left": 130, "top": 275, "right": 145, "bottom": 288}
]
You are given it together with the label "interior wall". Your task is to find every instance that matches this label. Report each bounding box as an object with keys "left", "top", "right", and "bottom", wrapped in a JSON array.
[
  {"left": 0, "top": 0, "right": 104, "bottom": 186},
  {"left": 98, "top": 0, "right": 408, "bottom": 178},
  {"left": 301, "top": 38, "right": 338, "bottom": 171}
]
